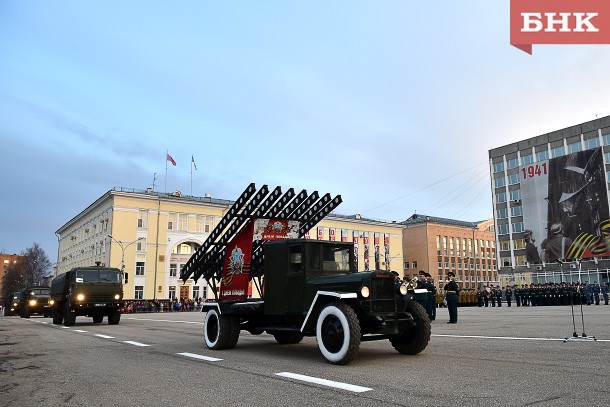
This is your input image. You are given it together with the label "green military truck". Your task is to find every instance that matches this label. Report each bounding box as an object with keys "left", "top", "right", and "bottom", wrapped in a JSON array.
[
  {"left": 3, "top": 291, "right": 22, "bottom": 316},
  {"left": 50, "top": 265, "right": 124, "bottom": 326},
  {"left": 180, "top": 184, "right": 431, "bottom": 365},
  {"left": 19, "top": 286, "right": 52, "bottom": 318}
]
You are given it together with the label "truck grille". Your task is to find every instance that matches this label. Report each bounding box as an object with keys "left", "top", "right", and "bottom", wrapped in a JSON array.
[{"left": 369, "top": 278, "right": 396, "bottom": 313}]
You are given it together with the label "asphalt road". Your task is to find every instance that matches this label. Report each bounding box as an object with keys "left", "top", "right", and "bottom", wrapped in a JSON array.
[{"left": 1, "top": 304, "right": 609, "bottom": 407}]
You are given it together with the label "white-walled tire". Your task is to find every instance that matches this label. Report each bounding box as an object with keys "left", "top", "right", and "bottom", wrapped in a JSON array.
[
  {"left": 316, "top": 302, "right": 361, "bottom": 365},
  {"left": 204, "top": 308, "right": 237, "bottom": 350}
]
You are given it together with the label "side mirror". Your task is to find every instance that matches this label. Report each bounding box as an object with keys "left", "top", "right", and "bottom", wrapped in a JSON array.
[{"left": 124, "top": 273, "right": 129, "bottom": 284}]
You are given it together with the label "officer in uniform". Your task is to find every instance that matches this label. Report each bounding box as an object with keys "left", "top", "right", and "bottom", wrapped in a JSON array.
[
  {"left": 476, "top": 288, "right": 484, "bottom": 307},
  {"left": 592, "top": 281, "right": 601, "bottom": 305},
  {"left": 414, "top": 270, "right": 430, "bottom": 316},
  {"left": 490, "top": 286, "right": 496, "bottom": 307},
  {"left": 601, "top": 281, "right": 609, "bottom": 305},
  {"left": 515, "top": 285, "right": 521, "bottom": 307},
  {"left": 425, "top": 272, "right": 436, "bottom": 320},
  {"left": 522, "top": 284, "right": 529, "bottom": 306},
  {"left": 505, "top": 285, "right": 512, "bottom": 307},
  {"left": 444, "top": 271, "right": 459, "bottom": 324},
  {"left": 496, "top": 285, "right": 502, "bottom": 307}
]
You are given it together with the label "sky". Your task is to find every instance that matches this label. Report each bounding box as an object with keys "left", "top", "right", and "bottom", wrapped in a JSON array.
[{"left": 1, "top": 1, "right": 609, "bottom": 264}]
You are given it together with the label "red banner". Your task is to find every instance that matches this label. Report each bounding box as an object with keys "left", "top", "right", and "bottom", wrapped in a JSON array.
[
  {"left": 510, "top": 0, "right": 610, "bottom": 54},
  {"left": 317, "top": 227, "right": 324, "bottom": 240},
  {"left": 220, "top": 222, "right": 254, "bottom": 301},
  {"left": 329, "top": 229, "right": 336, "bottom": 241}
]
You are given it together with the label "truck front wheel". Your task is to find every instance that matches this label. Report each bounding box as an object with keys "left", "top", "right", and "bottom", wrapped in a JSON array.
[
  {"left": 390, "top": 300, "right": 431, "bottom": 355},
  {"left": 52, "top": 307, "right": 63, "bottom": 325},
  {"left": 108, "top": 311, "right": 121, "bottom": 325},
  {"left": 204, "top": 309, "right": 239, "bottom": 350},
  {"left": 316, "top": 302, "right": 361, "bottom": 365},
  {"left": 63, "top": 306, "right": 76, "bottom": 326}
]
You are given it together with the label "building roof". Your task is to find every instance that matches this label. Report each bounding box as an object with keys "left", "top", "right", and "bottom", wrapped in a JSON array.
[{"left": 400, "top": 213, "right": 488, "bottom": 229}]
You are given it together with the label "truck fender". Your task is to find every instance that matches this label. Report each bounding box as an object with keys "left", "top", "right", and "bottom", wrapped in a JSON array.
[{"left": 300, "top": 291, "right": 358, "bottom": 333}]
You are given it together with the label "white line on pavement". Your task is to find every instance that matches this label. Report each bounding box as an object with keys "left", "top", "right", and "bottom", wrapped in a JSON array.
[
  {"left": 177, "top": 352, "right": 222, "bottom": 362},
  {"left": 74, "top": 329, "right": 88, "bottom": 333},
  {"left": 95, "top": 334, "right": 115, "bottom": 339},
  {"left": 276, "top": 372, "right": 373, "bottom": 393},
  {"left": 123, "top": 340, "right": 151, "bottom": 347},
  {"left": 433, "top": 334, "right": 610, "bottom": 342}
]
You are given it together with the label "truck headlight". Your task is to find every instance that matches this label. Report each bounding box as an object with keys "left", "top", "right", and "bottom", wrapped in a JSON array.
[
  {"left": 399, "top": 285, "right": 408, "bottom": 296},
  {"left": 49, "top": 299, "right": 55, "bottom": 305},
  {"left": 114, "top": 294, "right": 120, "bottom": 300},
  {"left": 76, "top": 294, "right": 85, "bottom": 301},
  {"left": 29, "top": 299, "right": 37, "bottom": 306},
  {"left": 13, "top": 302, "right": 17, "bottom": 307},
  {"left": 360, "top": 286, "right": 370, "bottom": 298}
]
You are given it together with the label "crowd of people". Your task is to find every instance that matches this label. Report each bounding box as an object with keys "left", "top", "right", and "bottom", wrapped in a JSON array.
[
  {"left": 121, "top": 298, "right": 205, "bottom": 313},
  {"left": 473, "top": 281, "right": 609, "bottom": 307}
]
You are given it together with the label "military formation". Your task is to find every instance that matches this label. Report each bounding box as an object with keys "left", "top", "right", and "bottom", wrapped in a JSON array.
[{"left": 473, "top": 281, "right": 609, "bottom": 307}]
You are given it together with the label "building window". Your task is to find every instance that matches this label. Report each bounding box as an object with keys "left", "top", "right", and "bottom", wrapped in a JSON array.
[
  {"left": 496, "top": 192, "right": 507, "bottom": 204},
  {"left": 551, "top": 145, "right": 565, "bottom": 158},
  {"left": 445, "top": 262, "right": 449, "bottom": 269},
  {"left": 202, "top": 286, "right": 208, "bottom": 299},
  {"left": 136, "top": 238, "right": 146, "bottom": 252},
  {"left": 196, "top": 215, "right": 205, "bottom": 233},
  {"left": 511, "top": 205, "right": 523, "bottom": 217},
  {"left": 508, "top": 173, "right": 519, "bottom": 185},
  {"left": 178, "top": 213, "right": 188, "bottom": 231},
  {"left": 412, "top": 261, "right": 418, "bottom": 269},
  {"left": 585, "top": 137, "right": 600, "bottom": 150},
  {"left": 536, "top": 150, "right": 549, "bottom": 161},
  {"left": 169, "top": 286, "right": 176, "bottom": 300},
  {"left": 498, "top": 224, "right": 510, "bottom": 235},
  {"left": 521, "top": 154, "right": 533, "bottom": 165},
  {"left": 137, "top": 210, "right": 148, "bottom": 228},
  {"left": 509, "top": 189, "right": 521, "bottom": 201},
  {"left": 205, "top": 218, "right": 214, "bottom": 233},
  {"left": 134, "top": 286, "right": 144, "bottom": 300},
  {"left": 437, "top": 261, "right": 443, "bottom": 269},
  {"left": 168, "top": 213, "right": 176, "bottom": 230},
  {"left": 497, "top": 208, "right": 508, "bottom": 219},
  {"left": 507, "top": 158, "right": 519, "bottom": 169},
  {"left": 604, "top": 152, "right": 610, "bottom": 164},
  {"left": 494, "top": 177, "right": 506, "bottom": 188},
  {"left": 493, "top": 162, "right": 504, "bottom": 173},
  {"left": 603, "top": 133, "right": 610, "bottom": 146},
  {"left": 513, "top": 239, "right": 525, "bottom": 249},
  {"left": 567, "top": 141, "right": 582, "bottom": 154},
  {"left": 136, "top": 261, "right": 145, "bottom": 276},
  {"left": 193, "top": 286, "right": 200, "bottom": 299},
  {"left": 501, "top": 257, "right": 511, "bottom": 267},
  {"left": 170, "top": 263, "right": 177, "bottom": 277},
  {"left": 436, "top": 235, "right": 441, "bottom": 255},
  {"left": 512, "top": 222, "right": 524, "bottom": 233}
]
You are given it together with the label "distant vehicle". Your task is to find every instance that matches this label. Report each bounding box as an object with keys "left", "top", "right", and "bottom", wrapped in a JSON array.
[
  {"left": 3, "top": 292, "right": 22, "bottom": 316},
  {"left": 50, "top": 265, "right": 124, "bottom": 326},
  {"left": 20, "top": 286, "right": 52, "bottom": 318}
]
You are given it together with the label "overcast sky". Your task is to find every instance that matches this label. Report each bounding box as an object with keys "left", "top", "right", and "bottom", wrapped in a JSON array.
[{"left": 1, "top": 1, "right": 609, "bottom": 264}]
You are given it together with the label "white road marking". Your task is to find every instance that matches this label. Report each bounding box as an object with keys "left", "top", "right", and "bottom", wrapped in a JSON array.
[
  {"left": 95, "top": 334, "right": 115, "bottom": 339},
  {"left": 177, "top": 352, "right": 222, "bottom": 362},
  {"left": 74, "top": 329, "right": 88, "bottom": 333},
  {"left": 276, "top": 372, "right": 373, "bottom": 393},
  {"left": 125, "top": 317, "right": 203, "bottom": 325},
  {"left": 433, "top": 334, "right": 610, "bottom": 342},
  {"left": 58, "top": 326, "right": 70, "bottom": 329},
  {"left": 123, "top": 340, "right": 151, "bottom": 347}
]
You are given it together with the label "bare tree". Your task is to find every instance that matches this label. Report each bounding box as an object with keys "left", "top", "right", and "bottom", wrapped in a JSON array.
[
  {"left": 23, "top": 243, "right": 52, "bottom": 287},
  {"left": 1, "top": 258, "right": 26, "bottom": 301}
]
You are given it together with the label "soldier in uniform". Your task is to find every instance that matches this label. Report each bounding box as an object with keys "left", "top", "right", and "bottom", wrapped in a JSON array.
[
  {"left": 484, "top": 285, "right": 490, "bottom": 307},
  {"left": 495, "top": 285, "right": 502, "bottom": 307},
  {"left": 522, "top": 284, "right": 529, "bottom": 306},
  {"left": 515, "top": 285, "right": 521, "bottom": 307},
  {"left": 444, "top": 271, "right": 459, "bottom": 324},
  {"left": 505, "top": 285, "right": 512, "bottom": 307},
  {"left": 601, "top": 281, "right": 609, "bottom": 305},
  {"left": 490, "top": 286, "right": 496, "bottom": 307},
  {"left": 476, "top": 288, "right": 484, "bottom": 307},
  {"left": 592, "top": 281, "right": 600, "bottom": 305},
  {"left": 425, "top": 272, "right": 436, "bottom": 320}
]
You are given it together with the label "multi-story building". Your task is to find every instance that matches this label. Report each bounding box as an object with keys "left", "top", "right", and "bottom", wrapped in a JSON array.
[
  {"left": 56, "top": 187, "right": 404, "bottom": 301},
  {"left": 489, "top": 115, "right": 610, "bottom": 286},
  {"left": 401, "top": 214, "right": 497, "bottom": 289}
]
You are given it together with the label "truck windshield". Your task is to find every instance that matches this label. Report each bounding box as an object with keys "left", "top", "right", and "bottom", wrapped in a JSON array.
[
  {"left": 75, "top": 269, "right": 121, "bottom": 283},
  {"left": 30, "top": 288, "right": 50, "bottom": 295}
]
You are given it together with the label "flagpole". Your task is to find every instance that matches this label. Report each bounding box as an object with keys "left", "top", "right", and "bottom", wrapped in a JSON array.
[
  {"left": 190, "top": 156, "right": 193, "bottom": 197},
  {"left": 165, "top": 150, "right": 168, "bottom": 194}
]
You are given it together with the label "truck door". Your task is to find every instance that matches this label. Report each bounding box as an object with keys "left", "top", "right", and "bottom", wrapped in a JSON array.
[{"left": 286, "top": 245, "right": 304, "bottom": 313}]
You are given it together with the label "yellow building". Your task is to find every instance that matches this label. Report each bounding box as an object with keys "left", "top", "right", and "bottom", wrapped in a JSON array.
[{"left": 56, "top": 187, "right": 404, "bottom": 301}]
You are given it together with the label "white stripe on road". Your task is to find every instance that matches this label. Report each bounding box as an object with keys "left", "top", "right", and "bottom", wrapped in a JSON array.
[
  {"left": 58, "top": 326, "right": 70, "bottom": 329},
  {"left": 125, "top": 317, "right": 203, "bottom": 325},
  {"left": 177, "top": 352, "right": 222, "bottom": 362},
  {"left": 276, "top": 372, "right": 372, "bottom": 393},
  {"left": 95, "top": 334, "right": 115, "bottom": 339},
  {"left": 123, "top": 340, "right": 151, "bottom": 347},
  {"left": 433, "top": 334, "right": 610, "bottom": 342},
  {"left": 74, "top": 329, "right": 88, "bottom": 333}
]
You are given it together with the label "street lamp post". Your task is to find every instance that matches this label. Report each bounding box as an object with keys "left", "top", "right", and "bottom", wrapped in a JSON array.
[{"left": 108, "top": 235, "right": 143, "bottom": 273}]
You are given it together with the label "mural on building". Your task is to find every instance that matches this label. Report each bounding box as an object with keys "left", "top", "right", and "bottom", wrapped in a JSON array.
[{"left": 521, "top": 147, "right": 609, "bottom": 262}]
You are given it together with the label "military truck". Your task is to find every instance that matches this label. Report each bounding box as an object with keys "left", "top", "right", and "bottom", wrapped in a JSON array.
[
  {"left": 50, "top": 265, "right": 124, "bottom": 326},
  {"left": 19, "top": 286, "right": 53, "bottom": 318},
  {"left": 180, "top": 184, "right": 431, "bottom": 365},
  {"left": 3, "top": 292, "right": 22, "bottom": 316}
]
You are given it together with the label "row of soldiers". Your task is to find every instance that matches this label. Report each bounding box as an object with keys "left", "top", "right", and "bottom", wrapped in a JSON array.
[{"left": 475, "top": 281, "right": 609, "bottom": 307}]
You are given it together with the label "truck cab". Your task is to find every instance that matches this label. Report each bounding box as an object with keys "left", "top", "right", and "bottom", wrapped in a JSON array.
[{"left": 20, "top": 286, "right": 52, "bottom": 318}]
